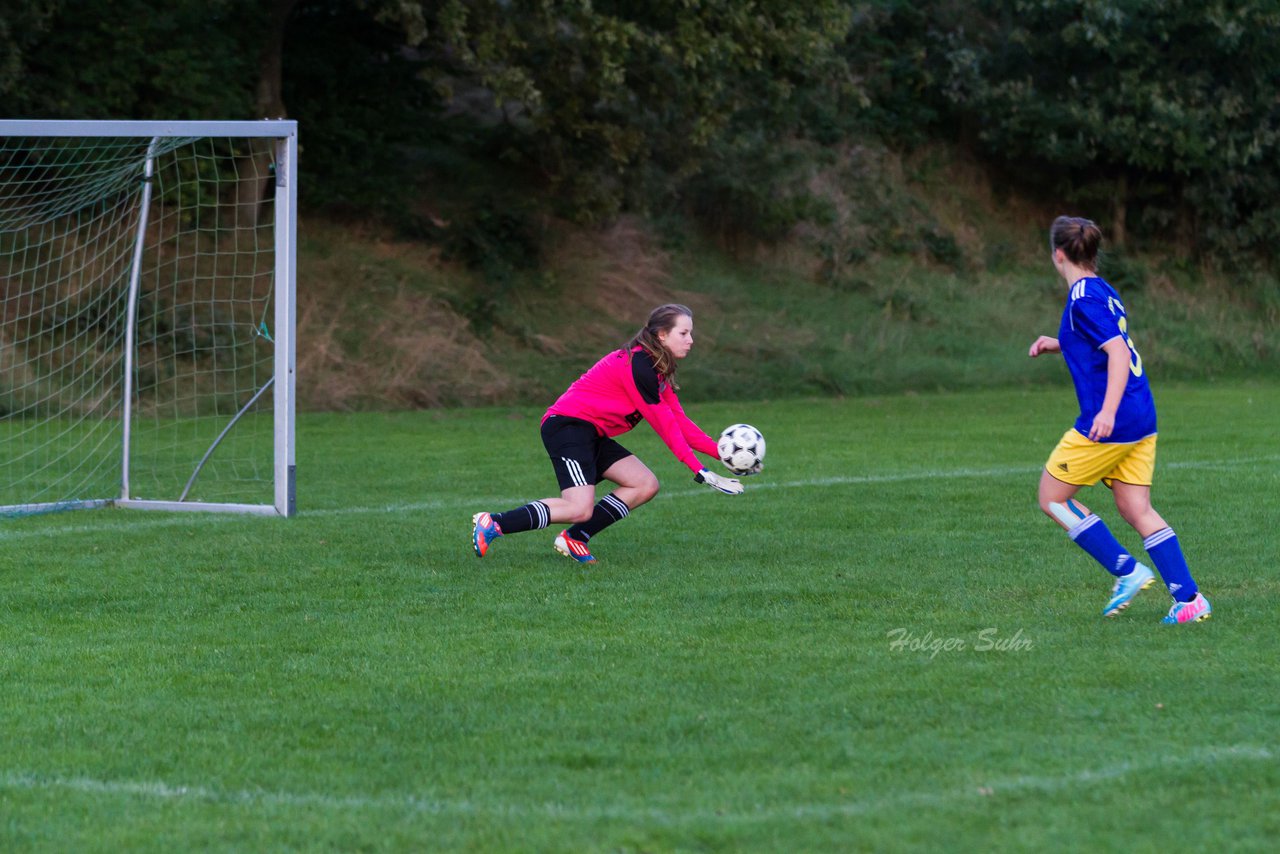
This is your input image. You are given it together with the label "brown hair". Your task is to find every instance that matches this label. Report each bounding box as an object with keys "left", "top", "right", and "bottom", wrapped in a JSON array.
[
  {"left": 628, "top": 303, "right": 693, "bottom": 387},
  {"left": 1050, "top": 216, "right": 1103, "bottom": 270}
]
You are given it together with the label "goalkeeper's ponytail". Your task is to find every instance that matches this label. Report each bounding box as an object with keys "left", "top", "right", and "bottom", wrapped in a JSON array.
[{"left": 628, "top": 303, "right": 693, "bottom": 388}]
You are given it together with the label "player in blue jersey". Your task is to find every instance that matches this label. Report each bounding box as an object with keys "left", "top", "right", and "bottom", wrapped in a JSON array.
[{"left": 1028, "top": 216, "right": 1211, "bottom": 624}]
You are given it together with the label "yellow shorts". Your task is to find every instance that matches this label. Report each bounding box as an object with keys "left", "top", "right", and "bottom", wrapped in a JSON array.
[{"left": 1044, "top": 429, "right": 1157, "bottom": 488}]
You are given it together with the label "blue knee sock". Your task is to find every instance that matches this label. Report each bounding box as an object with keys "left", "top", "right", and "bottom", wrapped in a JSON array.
[
  {"left": 1143, "top": 527, "right": 1198, "bottom": 602},
  {"left": 1069, "top": 515, "right": 1136, "bottom": 577}
]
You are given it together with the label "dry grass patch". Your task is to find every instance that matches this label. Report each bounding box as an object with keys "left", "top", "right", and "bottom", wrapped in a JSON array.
[{"left": 297, "top": 220, "right": 510, "bottom": 410}]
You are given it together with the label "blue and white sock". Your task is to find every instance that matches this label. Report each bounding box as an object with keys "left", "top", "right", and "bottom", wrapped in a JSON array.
[
  {"left": 1069, "top": 514, "right": 1136, "bottom": 578},
  {"left": 1143, "top": 527, "right": 1198, "bottom": 602}
]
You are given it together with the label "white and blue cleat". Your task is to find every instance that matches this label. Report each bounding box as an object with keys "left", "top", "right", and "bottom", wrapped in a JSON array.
[{"left": 1103, "top": 562, "right": 1156, "bottom": 617}]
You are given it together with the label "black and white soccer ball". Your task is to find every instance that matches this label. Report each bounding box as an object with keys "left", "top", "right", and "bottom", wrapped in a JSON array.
[{"left": 717, "top": 423, "right": 765, "bottom": 476}]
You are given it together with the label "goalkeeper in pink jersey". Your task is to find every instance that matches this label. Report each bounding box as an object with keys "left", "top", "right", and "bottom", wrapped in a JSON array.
[{"left": 471, "top": 303, "right": 745, "bottom": 564}]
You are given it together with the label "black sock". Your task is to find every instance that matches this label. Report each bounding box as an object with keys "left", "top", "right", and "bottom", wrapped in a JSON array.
[
  {"left": 567, "top": 493, "right": 630, "bottom": 542},
  {"left": 494, "top": 501, "right": 549, "bottom": 534}
]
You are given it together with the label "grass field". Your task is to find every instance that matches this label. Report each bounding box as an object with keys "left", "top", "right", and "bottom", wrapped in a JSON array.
[{"left": 2, "top": 381, "right": 1278, "bottom": 851}]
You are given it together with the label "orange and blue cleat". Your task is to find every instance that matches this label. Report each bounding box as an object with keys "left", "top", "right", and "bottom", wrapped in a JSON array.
[
  {"left": 471, "top": 512, "right": 502, "bottom": 557},
  {"left": 553, "top": 530, "right": 596, "bottom": 563}
]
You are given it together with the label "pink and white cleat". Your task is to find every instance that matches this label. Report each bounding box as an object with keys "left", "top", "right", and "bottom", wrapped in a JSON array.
[{"left": 1161, "top": 592, "right": 1212, "bottom": 625}]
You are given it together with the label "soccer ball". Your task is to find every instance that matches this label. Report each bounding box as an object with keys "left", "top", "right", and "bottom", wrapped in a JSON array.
[{"left": 717, "top": 423, "right": 765, "bottom": 476}]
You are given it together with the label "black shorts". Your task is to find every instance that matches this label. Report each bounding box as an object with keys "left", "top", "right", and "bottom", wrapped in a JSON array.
[{"left": 541, "top": 415, "right": 633, "bottom": 490}]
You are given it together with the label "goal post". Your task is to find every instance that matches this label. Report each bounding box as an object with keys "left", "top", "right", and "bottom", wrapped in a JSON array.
[{"left": 0, "top": 119, "right": 297, "bottom": 518}]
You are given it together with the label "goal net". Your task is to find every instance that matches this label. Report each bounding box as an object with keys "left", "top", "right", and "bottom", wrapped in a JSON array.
[{"left": 0, "top": 120, "right": 296, "bottom": 517}]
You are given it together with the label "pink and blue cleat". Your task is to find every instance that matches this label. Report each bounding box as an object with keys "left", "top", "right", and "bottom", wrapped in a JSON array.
[
  {"left": 1162, "top": 592, "right": 1212, "bottom": 625},
  {"left": 471, "top": 512, "right": 502, "bottom": 557}
]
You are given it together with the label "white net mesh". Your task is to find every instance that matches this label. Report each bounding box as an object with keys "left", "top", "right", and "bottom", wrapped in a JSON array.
[{"left": 0, "top": 132, "right": 284, "bottom": 515}]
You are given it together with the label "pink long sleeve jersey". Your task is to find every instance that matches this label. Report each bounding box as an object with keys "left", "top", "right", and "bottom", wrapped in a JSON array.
[{"left": 544, "top": 346, "right": 719, "bottom": 474}]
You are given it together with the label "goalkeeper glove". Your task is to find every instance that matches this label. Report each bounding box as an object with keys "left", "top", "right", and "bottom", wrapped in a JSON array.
[{"left": 695, "top": 468, "right": 744, "bottom": 495}]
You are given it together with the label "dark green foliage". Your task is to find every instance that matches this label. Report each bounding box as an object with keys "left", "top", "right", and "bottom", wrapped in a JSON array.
[
  {"left": 1, "top": 0, "right": 258, "bottom": 118},
  {"left": 281, "top": 0, "right": 448, "bottom": 220},
  {"left": 919, "top": 226, "right": 965, "bottom": 270},
  {"left": 442, "top": 198, "right": 543, "bottom": 279},
  {"left": 418, "top": 0, "right": 854, "bottom": 225},
  {"left": 934, "top": 0, "right": 1280, "bottom": 262},
  {"left": 0, "top": 0, "right": 61, "bottom": 99},
  {"left": 686, "top": 137, "right": 837, "bottom": 244},
  {"left": 1098, "top": 248, "right": 1147, "bottom": 293},
  {"left": 6, "top": 0, "right": 1280, "bottom": 273},
  {"left": 440, "top": 196, "right": 546, "bottom": 332},
  {"left": 838, "top": 1, "right": 945, "bottom": 147}
]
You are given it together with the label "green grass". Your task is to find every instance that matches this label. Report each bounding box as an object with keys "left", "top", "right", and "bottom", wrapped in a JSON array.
[{"left": 2, "top": 381, "right": 1279, "bottom": 850}]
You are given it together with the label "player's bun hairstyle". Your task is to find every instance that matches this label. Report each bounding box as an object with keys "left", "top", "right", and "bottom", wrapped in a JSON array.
[
  {"left": 629, "top": 303, "right": 693, "bottom": 387},
  {"left": 1050, "top": 215, "right": 1103, "bottom": 270}
]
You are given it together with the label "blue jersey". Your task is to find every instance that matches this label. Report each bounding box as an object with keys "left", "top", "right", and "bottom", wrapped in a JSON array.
[{"left": 1058, "top": 276, "right": 1157, "bottom": 443}]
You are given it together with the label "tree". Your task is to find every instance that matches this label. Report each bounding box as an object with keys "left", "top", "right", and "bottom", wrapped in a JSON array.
[
  {"left": 939, "top": 0, "right": 1280, "bottom": 259},
  {"left": 0, "top": 0, "right": 62, "bottom": 104},
  {"left": 0, "top": 0, "right": 269, "bottom": 119},
  {"left": 376, "top": 0, "right": 853, "bottom": 223}
]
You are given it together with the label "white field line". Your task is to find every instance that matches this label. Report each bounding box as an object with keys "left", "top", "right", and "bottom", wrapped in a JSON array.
[
  {"left": 2, "top": 454, "right": 1277, "bottom": 541},
  {"left": 0, "top": 744, "right": 1272, "bottom": 823}
]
